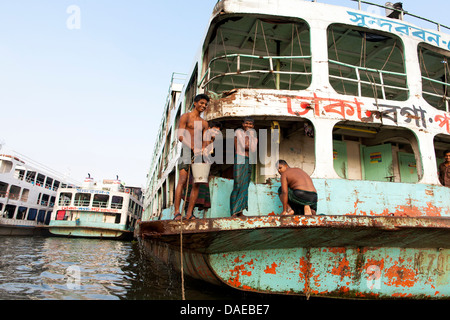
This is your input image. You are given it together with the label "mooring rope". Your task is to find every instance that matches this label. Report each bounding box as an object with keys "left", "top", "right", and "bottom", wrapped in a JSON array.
[{"left": 179, "top": 163, "right": 191, "bottom": 300}]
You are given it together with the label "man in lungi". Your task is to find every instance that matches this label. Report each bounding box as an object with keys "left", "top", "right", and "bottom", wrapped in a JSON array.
[
  {"left": 230, "top": 117, "right": 258, "bottom": 217},
  {"left": 438, "top": 149, "right": 450, "bottom": 187},
  {"left": 276, "top": 160, "right": 318, "bottom": 216},
  {"left": 181, "top": 121, "right": 223, "bottom": 215},
  {"left": 173, "top": 94, "right": 210, "bottom": 220}
]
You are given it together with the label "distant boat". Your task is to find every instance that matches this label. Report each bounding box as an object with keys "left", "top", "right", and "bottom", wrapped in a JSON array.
[
  {"left": 49, "top": 176, "right": 143, "bottom": 240},
  {"left": 138, "top": 0, "right": 450, "bottom": 299},
  {"left": 0, "top": 153, "right": 76, "bottom": 236}
]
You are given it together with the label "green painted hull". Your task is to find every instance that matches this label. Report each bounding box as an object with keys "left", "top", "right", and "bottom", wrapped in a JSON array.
[
  {"left": 139, "top": 215, "right": 450, "bottom": 299},
  {"left": 49, "top": 225, "right": 132, "bottom": 240}
]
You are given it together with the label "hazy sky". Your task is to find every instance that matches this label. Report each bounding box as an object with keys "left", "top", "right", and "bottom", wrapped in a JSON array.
[{"left": 0, "top": 0, "right": 448, "bottom": 187}]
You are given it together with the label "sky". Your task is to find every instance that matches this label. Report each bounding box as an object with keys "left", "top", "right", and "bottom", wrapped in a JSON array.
[{"left": 0, "top": 0, "right": 448, "bottom": 188}]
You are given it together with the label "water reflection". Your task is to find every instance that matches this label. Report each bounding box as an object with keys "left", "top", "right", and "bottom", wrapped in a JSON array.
[{"left": 0, "top": 236, "right": 260, "bottom": 300}]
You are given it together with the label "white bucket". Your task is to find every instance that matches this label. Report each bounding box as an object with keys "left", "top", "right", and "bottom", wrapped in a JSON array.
[{"left": 191, "top": 163, "right": 211, "bottom": 183}]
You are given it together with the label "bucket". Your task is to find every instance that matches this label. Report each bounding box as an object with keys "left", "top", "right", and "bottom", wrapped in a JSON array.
[{"left": 191, "top": 163, "right": 211, "bottom": 183}]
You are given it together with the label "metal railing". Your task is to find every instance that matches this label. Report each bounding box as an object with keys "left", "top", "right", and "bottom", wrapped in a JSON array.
[
  {"left": 422, "top": 76, "right": 450, "bottom": 112},
  {"left": 328, "top": 59, "right": 408, "bottom": 100},
  {"left": 200, "top": 53, "right": 312, "bottom": 89},
  {"left": 92, "top": 201, "right": 108, "bottom": 208},
  {"left": 74, "top": 200, "right": 90, "bottom": 207}
]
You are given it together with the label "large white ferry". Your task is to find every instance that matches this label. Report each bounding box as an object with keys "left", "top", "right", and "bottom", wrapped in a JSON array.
[
  {"left": 0, "top": 152, "right": 77, "bottom": 236},
  {"left": 49, "top": 176, "right": 143, "bottom": 240},
  {"left": 138, "top": 0, "right": 450, "bottom": 299}
]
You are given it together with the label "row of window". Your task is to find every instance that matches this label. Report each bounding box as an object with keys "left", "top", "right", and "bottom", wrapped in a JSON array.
[
  {"left": 0, "top": 182, "right": 55, "bottom": 207},
  {"left": 58, "top": 193, "right": 143, "bottom": 217},
  {"left": 200, "top": 16, "right": 449, "bottom": 111},
  {"left": 0, "top": 203, "right": 52, "bottom": 225},
  {"left": 0, "top": 159, "right": 69, "bottom": 191}
]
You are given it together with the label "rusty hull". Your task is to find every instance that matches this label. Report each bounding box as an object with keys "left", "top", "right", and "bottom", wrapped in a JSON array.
[{"left": 138, "top": 215, "right": 450, "bottom": 299}]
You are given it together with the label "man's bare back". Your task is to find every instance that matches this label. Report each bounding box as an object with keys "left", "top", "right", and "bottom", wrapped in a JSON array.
[{"left": 283, "top": 167, "right": 317, "bottom": 193}]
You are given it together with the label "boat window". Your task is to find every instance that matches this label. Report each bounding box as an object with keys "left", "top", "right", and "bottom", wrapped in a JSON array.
[
  {"left": 185, "top": 68, "right": 198, "bottom": 111},
  {"left": 202, "top": 16, "right": 311, "bottom": 93},
  {"left": 41, "top": 194, "right": 50, "bottom": 206},
  {"left": 37, "top": 210, "right": 46, "bottom": 223},
  {"left": 16, "top": 207, "right": 27, "bottom": 220},
  {"left": 59, "top": 193, "right": 72, "bottom": 206},
  {"left": 21, "top": 189, "right": 29, "bottom": 202},
  {"left": 327, "top": 24, "right": 408, "bottom": 101},
  {"left": 4, "top": 205, "right": 16, "bottom": 219},
  {"left": 25, "top": 171, "right": 36, "bottom": 184},
  {"left": 93, "top": 194, "right": 109, "bottom": 208},
  {"left": 53, "top": 180, "right": 60, "bottom": 191},
  {"left": 50, "top": 196, "right": 55, "bottom": 207},
  {"left": 418, "top": 43, "right": 450, "bottom": 112},
  {"left": 0, "top": 160, "right": 13, "bottom": 173},
  {"left": 27, "top": 208, "right": 37, "bottom": 221},
  {"left": 45, "top": 211, "right": 52, "bottom": 225},
  {"left": 14, "top": 167, "right": 25, "bottom": 180},
  {"left": 45, "top": 177, "right": 53, "bottom": 189},
  {"left": 9, "top": 185, "right": 21, "bottom": 200},
  {"left": 332, "top": 121, "right": 420, "bottom": 183},
  {"left": 36, "top": 173, "right": 45, "bottom": 187},
  {"left": 74, "top": 193, "right": 91, "bottom": 207},
  {"left": 111, "top": 196, "right": 123, "bottom": 209},
  {"left": 434, "top": 134, "right": 450, "bottom": 186},
  {"left": 0, "top": 182, "right": 7, "bottom": 198}
]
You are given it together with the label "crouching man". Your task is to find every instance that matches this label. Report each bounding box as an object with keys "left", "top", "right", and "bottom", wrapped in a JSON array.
[{"left": 277, "top": 160, "right": 318, "bottom": 216}]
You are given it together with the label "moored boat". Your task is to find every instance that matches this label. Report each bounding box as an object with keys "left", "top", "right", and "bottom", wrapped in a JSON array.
[
  {"left": 49, "top": 176, "right": 143, "bottom": 240},
  {"left": 0, "top": 151, "right": 77, "bottom": 236},
  {"left": 139, "top": 0, "right": 450, "bottom": 299}
]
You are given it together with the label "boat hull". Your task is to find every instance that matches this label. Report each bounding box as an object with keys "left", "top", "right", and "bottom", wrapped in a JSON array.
[
  {"left": 0, "top": 224, "right": 50, "bottom": 237},
  {"left": 49, "top": 226, "right": 133, "bottom": 240},
  {"left": 139, "top": 215, "right": 450, "bottom": 299}
]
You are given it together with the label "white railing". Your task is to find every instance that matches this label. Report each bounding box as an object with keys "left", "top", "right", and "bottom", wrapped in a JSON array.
[
  {"left": 328, "top": 59, "right": 408, "bottom": 100},
  {"left": 200, "top": 53, "right": 312, "bottom": 89}
]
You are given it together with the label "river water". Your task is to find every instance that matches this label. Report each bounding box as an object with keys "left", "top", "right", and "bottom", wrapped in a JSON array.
[{"left": 0, "top": 236, "right": 283, "bottom": 301}]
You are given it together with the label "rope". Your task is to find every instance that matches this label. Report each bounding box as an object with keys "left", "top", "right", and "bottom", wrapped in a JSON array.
[{"left": 180, "top": 163, "right": 191, "bottom": 301}]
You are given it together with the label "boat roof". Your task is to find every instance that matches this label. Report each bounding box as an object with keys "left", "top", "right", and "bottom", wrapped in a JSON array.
[{"left": 209, "top": 0, "right": 449, "bottom": 47}]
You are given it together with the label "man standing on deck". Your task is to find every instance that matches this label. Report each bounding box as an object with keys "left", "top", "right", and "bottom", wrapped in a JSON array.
[
  {"left": 438, "top": 150, "right": 450, "bottom": 187},
  {"left": 276, "top": 160, "right": 318, "bottom": 216},
  {"left": 173, "top": 94, "right": 210, "bottom": 220}
]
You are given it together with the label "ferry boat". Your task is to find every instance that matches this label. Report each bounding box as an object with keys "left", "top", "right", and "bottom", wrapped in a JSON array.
[
  {"left": 0, "top": 152, "right": 77, "bottom": 236},
  {"left": 138, "top": 0, "right": 450, "bottom": 299},
  {"left": 49, "top": 176, "right": 143, "bottom": 240}
]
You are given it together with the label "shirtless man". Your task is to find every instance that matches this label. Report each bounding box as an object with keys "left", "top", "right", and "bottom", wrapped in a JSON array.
[
  {"left": 277, "top": 160, "right": 318, "bottom": 216},
  {"left": 174, "top": 94, "right": 210, "bottom": 220}
]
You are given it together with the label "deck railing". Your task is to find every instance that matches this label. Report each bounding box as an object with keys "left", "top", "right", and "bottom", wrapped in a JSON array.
[
  {"left": 328, "top": 59, "right": 409, "bottom": 100},
  {"left": 200, "top": 53, "right": 312, "bottom": 89},
  {"left": 422, "top": 76, "right": 450, "bottom": 112}
]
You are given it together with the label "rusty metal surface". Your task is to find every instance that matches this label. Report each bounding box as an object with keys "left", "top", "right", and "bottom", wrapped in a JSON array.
[
  {"left": 138, "top": 216, "right": 450, "bottom": 299},
  {"left": 139, "top": 215, "right": 450, "bottom": 254}
]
